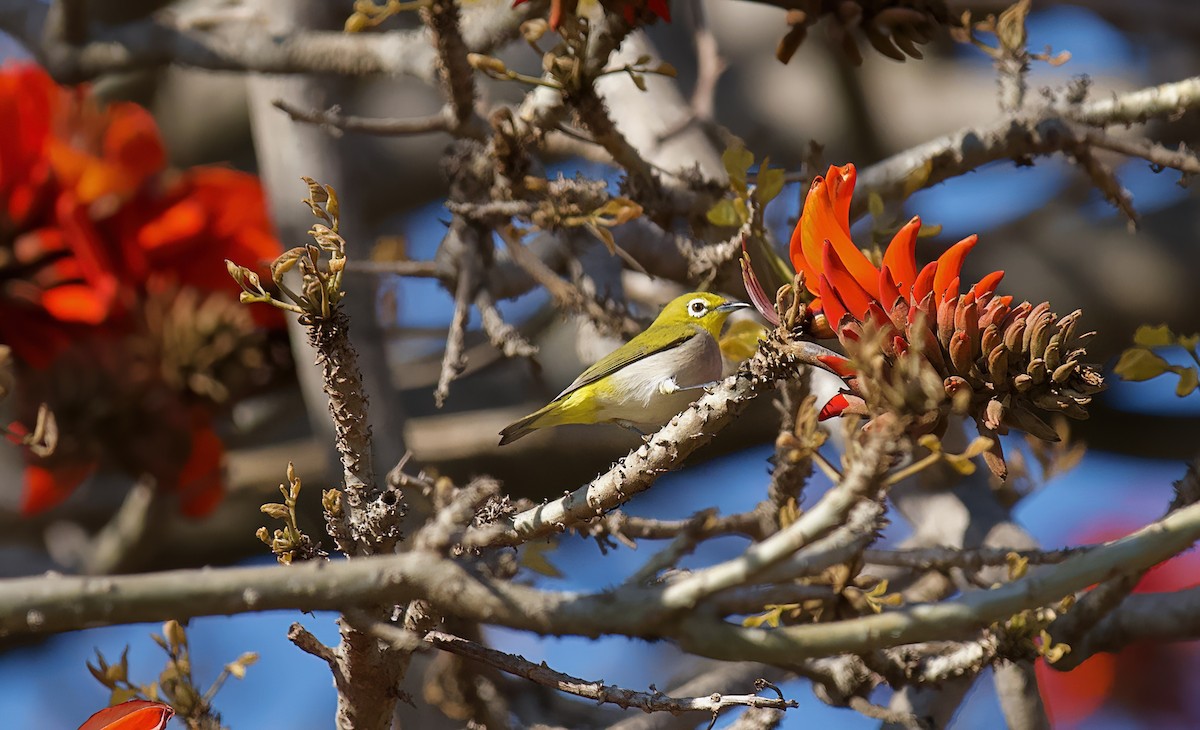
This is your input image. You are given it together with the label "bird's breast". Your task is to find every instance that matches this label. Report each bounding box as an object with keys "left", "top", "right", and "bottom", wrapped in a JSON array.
[{"left": 593, "top": 332, "right": 723, "bottom": 425}]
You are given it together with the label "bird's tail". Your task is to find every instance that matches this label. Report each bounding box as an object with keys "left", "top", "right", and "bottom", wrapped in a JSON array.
[{"left": 498, "top": 403, "right": 556, "bottom": 445}]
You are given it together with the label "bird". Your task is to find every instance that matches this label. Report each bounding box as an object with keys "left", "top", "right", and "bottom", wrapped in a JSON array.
[{"left": 499, "top": 292, "right": 751, "bottom": 445}]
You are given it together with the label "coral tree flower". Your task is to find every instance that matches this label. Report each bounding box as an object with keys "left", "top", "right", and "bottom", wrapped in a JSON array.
[
  {"left": 0, "top": 63, "right": 283, "bottom": 516},
  {"left": 512, "top": 0, "right": 670, "bottom": 30},
  {"left": 783, "top": 164, "right": 1103, "bottom": 477}
]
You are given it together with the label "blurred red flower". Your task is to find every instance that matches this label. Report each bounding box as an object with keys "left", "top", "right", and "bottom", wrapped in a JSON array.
[
  {"left": 0, "top": 63, "right": 284, "bottom": 517},
  {"left": 1037, "top": 521, "right": 1200, "bottom": 727}
]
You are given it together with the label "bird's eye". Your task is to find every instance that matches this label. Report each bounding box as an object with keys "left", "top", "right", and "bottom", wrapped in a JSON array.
[{"left": 688, "top": 299, "right": 706, "bottom": 316}]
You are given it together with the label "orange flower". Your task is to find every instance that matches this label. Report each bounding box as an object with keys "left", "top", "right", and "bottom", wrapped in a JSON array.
[
  {"left": 754, "top": 162, "right": 1103, "bottom": 477},
  {"left": 789, "top": 164, "right": 1005, "bottom": 331}
]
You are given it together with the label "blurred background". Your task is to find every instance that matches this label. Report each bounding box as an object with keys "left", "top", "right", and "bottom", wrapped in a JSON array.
[{"left": 0, "top": 0, "right": 1198, "bottom": 727}]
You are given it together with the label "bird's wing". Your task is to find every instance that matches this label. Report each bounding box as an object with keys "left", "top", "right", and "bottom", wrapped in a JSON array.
[{"left": 554, "top": 327, "right": 700, "bottom": 400}]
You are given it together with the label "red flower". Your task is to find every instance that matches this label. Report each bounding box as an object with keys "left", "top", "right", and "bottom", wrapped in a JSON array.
[
  {"left": 77, "top": 700, "right": 174, "bottom": 730},
  {"left": 0, "top": 63, "right": 283, "bottom": 517},
  {"left": 1037, "top": 522, "right": 1200, "bottom": 726},
  {"left": 789, "top": 164, "right": 1004, "bottom": 335},
  {"left": 512, "top": 0, "right": 670, "bottom": 30},
  {"left": 753, "top": 163, "right": 1103, "bottom": 476}
]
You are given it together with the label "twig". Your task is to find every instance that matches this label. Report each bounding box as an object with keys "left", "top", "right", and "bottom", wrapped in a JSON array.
[
  {"left": 346, "top": 259, "right": 440, "bottom": 277},
  {"left": 288, "top": 623, "right": 337, "bottom": 668},
  {"left": 726, "top": 707, "right": 785, "bottom": 730},
  {"left": 475, "top": 289, "right": 537, "bottom": 359},
  {"left": 404, "top": 628, "right": 800, "bottom": 714},
  {"left": 434, "top": 261, "right": 473, "bottom": 408},
  {"left": 1057, "top": 584, "right": 1200, "bottom": 664},
  {"left": 272, "top": 99, "right": 484, "bottom": 139},
  {"left": 847, "top": 695, "right": 929, "bottom": 730},
  {"left": 659, "top": 431, "right": 894, "bottom": 609},
  {"left": 0, "top": 0, "right": 543, "bottom": 83},
  {"left": 1084, "top": 131, "right": 1200, "bottom": 175},
  {"left": 862, "top": 545, "right": 1088, "bottom": 572},
  {"left": 852, "top": 75, "right": 1200, "bottom": 219},
  {"left": 422, "top": 0, "right": 478, "bottom": 128}
]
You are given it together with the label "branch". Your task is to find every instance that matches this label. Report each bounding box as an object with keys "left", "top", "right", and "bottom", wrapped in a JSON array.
[
  {"left": 852, "top": 75, "right": 1200, "bottom": 218},
  {"left": 2, "top": 487, "right": 1198, "bottom": 670},
  {"left": 1056, "top": 585, "right": 1200, "bottom": 663},
  {"left": 469, "top": 344, "right": 805, "bottom": 547},
  {"left": 0, "top": 0, "right": 543, "bottom": 83},
  {"left": 272, "top": 99, "right": 485, "bottom": 139},
  {"left": 862, "top": 544, "right": 1089, "bottom": 572},
  {"left": 406, "top": 628, "right": 799, "bottom": 714}
]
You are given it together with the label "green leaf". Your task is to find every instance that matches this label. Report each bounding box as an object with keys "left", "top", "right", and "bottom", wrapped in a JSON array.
[
  {"left": 1178, "top": 333, "right": 1200, "bottom": 352},
  {"left": 867, "top": 192, "right": 885, "bottom": 221},
  {"left": 1133, "top": 324, "right": 1175, "bottom": 348},
  {"left": 1113, "top": 347, "right": 1170, "bottom": 381},
  {"left": 722, "top": 144, "right": 754, "bottom": 192},
  {"left": 706, "top": 198, "right": 739, "bottom": 227},
  {"left": 1176, "top": 367, "right": 1199, "bottom": 397},
  {"left": 733, "top": 197, "right": 750, "bottom": 224},
  {"left": 754, "top": 165, "right": 785, "bottom": 205}
]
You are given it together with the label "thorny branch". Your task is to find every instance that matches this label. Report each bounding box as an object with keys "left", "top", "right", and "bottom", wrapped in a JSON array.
[{"left": 393, "top": 627, "right": 801, "bottom": 715}]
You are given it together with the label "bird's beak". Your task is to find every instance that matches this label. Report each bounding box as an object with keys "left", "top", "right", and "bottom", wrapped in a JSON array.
[{"left": 716, "top": 301, "right": 752, "bottom": 313}]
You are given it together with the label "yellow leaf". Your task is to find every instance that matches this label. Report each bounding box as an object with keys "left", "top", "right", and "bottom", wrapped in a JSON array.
[
  {"left": 1113, "top": 347, "right": 1170, "bottom": 381},
  {"left": 719, "top": 319, "right": 767, "bottom": 362},
  {"left": 903, "top": 159, "right": 933, "bottom": 199},
  {"left": 1178, "top": 333, "right": 1200, "bottom": 352},
  {"left": 1176, "top": 367, "right": 1199, "bottom": 397},
  {"left": 722, "top": 144, "right": 754, "bottom": 192},
  {"left": 706, "top": 198, "right": 739, "bottom": 227},
  {"left": 733, "top": 197, "right": 750, "bottom": 224},
  {"left": 867, "top": 192, "right": 885, "bottom": 221},
  {"left": 1133, "top": 324, "right": 1175, "bottom": 348},
  {"left": 754, "top": 165, "right": 785, "bottom": 205},
  {"left": 520, "top": 541, "right": 563, "bottom": 578}
]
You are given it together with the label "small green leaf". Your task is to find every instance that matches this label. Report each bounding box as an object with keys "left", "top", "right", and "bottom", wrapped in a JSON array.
[
  {"left": 1133, "top": 324, "right": 1175, "bottom": 348},
  {"left": 754, "top": 166, "right": 786, "bottom": 205},
  {"left": 1178, "top": 333, "right": 1200, "bottom": 352},
  {"left": 903, "top": 159, "right": 933, "bottom": 198},
  {"left": 706, "top": 198, "right": 740, "bottom": 227},
  {"left": 1113, "top": 347, "right": 1170, "bottom": 381},
  {"left": 733, "top": 197, "right": 750, "bottom": 224},
  {"left": 867, "top": 192, "right": 885, "bottom": 221},
  {"left": 1176, "top": 367, "right": 1199, "bottom": 397},
  {"left": 722, "top": 144, "right": 754, "bottom": 192},
  {"left": 916, "top": 222, "right": 943, "bottom": 238}
]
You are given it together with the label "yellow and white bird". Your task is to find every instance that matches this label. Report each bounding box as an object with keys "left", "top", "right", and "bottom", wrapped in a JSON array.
[{"left": 499, "top": 292, "right": 750, "bottom": 445}]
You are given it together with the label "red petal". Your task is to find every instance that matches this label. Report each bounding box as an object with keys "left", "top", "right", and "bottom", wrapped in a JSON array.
[
  {"left": 21, "top": 462, "right": 95, "bottom": 515},
  {"left": 882, "top": 216, "right": 920, "bottom": 294},
  {"left": 975, "top": 270, "right": 1005, "bottom": 299},
  {"left": 941, "top": 276, "right": 960, "bottom": 304},
  {"left": 174, "top": 425, "right": 225, "bottom": 518},
  {"left": 821, "top": 241, "right": 875, "bottom": 319},
  {"left": 816, "top": 354, "right": 857, "bottom": 378},
  {"left": 933, "top": 235, "right": 978, "bottom": 302},
  {"left": 818, "top": 393, "right": 850, "bottom": 421},
  {"left": 878, "top": 265, "right": 902, "bottom": 310},
  {"left": 818, "top": 274, "right": 848, "bottom": 329},
  {"left": 648, "top": 0, "right": 670, "bottom": 20},
  {"left": 893, "top": 335, "right": 909, "bottom": 356},
  {"left": 910, "top": 260, "right": 937, "bottom": 305},
  {"left": 77, "top": 700, "right": 174, "bottom": 730},
  {"left": 794, "top": 168, "right": 877, "bottom": 297}
]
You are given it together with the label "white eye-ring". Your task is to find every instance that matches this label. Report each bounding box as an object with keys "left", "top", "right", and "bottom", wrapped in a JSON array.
[{"left": 688, "top": 298, "right": 708, "bottom": 317}]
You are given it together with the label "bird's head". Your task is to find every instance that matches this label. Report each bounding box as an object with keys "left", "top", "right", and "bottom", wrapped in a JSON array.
[{"left": 655, "top": 292, "right": 751, "bottom": 337}]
